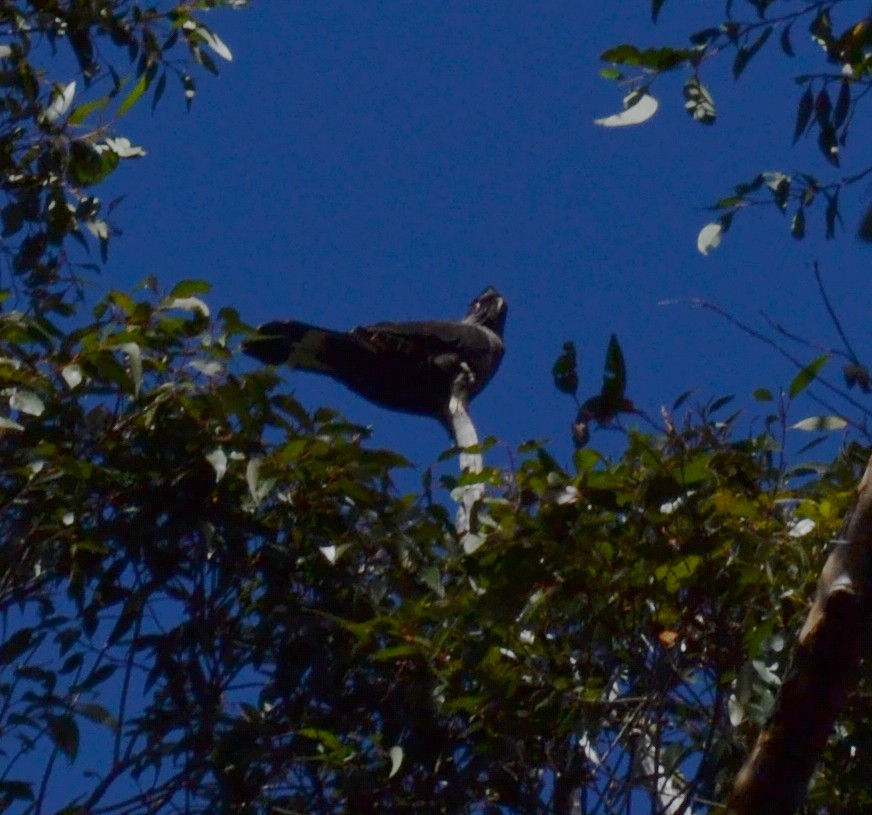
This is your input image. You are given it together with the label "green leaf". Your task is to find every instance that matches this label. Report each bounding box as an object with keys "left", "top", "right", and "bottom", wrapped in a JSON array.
[
  {"left": 169, "top": 279, "right": 211, "bottom": 298},
  {"left": 752, "top": 387, "right": 773, "bottom": 402},
  {"left": 789, "top": 355, "right": 828, "bottom": 398},
  {"left": 68, "top": 96, "right": 108, "bottom": 125},
  {"left": 654, "top": 555, "right": 701, "bottom": 593},
  {"left": 638, "top": 47, "right": 689, "bottom": 71},
  {"left": 118, "top": 72, "right": 150, "bottom": 116},
  {"left": 599, "top": 67, "right": 623, "bottom": 80},
  {"left": 600, "top": 44, "right": 643, "bottom": 65},
  {"left": 68, "top": 141, "right": 119, "bottom": 186}
]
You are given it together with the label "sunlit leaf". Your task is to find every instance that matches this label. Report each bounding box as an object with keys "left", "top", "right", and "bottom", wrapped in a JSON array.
[
  {"left": 61, "top": 364, "right": 84, "bottom": 389},
  {"left": 206, "top": 448, "right": 228, "bottom": 482},
  {"left": 791, "top": 415, "right": 848, "bottom": 431},
  {"left": 44, "top": 81, "right": 76, "bottom": 122},
  {"left": 388, "top": 745, "right": 404, "bottom": 778},
  {"left": 9, "top": 389, "right": 45, "bottom": 417},
  {"left": 697, "top": 222, "right": 722, "bottom": 255},
  {"left": 162, "top": 296, "right": 210, "bottom": 316},
  {"left": 120, "top": 342, "right": 142, "bottom": 397},
  {"left": 197, "top": 25, "right": 233, "bottom": 61},
  {"left": 594, "top": 91, "right": 658, "bottom": 127}
]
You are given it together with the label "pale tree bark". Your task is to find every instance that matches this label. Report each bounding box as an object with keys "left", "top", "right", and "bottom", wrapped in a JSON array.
[
  {"left": 728, "top": 453, "right": 872, "bottom": 814},
  {"left": 447, "top": 371, "right": 485, "bottom": 553}
]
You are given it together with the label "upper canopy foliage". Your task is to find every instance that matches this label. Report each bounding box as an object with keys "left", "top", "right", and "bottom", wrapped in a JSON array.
[{"left": 598, "top": 0, "right": 872, "bottom": 249}]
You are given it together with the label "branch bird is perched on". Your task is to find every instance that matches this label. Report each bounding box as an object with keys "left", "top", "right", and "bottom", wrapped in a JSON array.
[{"left": 242, "top": 287, "right": 507, "bottom": 432}]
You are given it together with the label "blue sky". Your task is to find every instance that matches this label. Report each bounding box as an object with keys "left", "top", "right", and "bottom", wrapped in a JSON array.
[{"left": 100, "top": 1, "right": 872, "bottom": 470}]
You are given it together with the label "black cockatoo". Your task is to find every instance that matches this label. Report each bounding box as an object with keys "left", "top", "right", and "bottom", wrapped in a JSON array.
[{"left": 243, "top": 287, "right": 507, "bottom": 430}]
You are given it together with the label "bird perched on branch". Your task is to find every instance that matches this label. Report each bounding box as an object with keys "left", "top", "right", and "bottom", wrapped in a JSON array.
[{"left": 243, "top": 287, "right": 507, "bottom": 431}]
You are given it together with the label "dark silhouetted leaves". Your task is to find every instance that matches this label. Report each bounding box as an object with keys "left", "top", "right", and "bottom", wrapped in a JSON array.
[
  {"left": 793, "top": 86, "right": 814, "bottom": 143},
  {"left": 780, "top": 24, "right": 795, "bottom": 57},
  {"left": 733, "top": 26, "right": 773, "bottom": 78},
  {"left": 825, "top": 189, "right": 841, "bottom": 239},
  {"left": 652, "top": 0, "right": 668, "bottom": 22},
  {"left": 818, "top": 124, "right": 840, "bottom": 166},
  {"left": 833, "top": 80, "right": 851, "bottom": 128},
  {"left": 46, "top": 713, "right": 80, "bottom": 760},
  {"left": 860, "top": 201, "right": 872, "bottom": 242},
  {"left": 791, "top": 206, "right": 806, "bottom": 239},
  {"left": 552, "top": 341, "right": 578, "bottom": 396},
  {"left": 844, "top": 363, "right": 872, "bottom": 393}
]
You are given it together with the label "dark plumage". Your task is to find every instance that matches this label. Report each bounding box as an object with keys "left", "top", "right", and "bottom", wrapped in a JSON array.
[{"left": 243, "top": 287, "right": 507, "bottom": 427}]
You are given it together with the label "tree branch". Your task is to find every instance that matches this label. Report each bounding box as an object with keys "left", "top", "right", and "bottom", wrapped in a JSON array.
[{"left": 728, "top": 453, "right": 872, "bottom": 814}]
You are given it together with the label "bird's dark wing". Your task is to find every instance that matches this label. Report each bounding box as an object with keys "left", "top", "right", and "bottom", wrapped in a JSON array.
[
  {"left": 354, "top": 320, "right": 504, "bottom": 396},
  {"left": 242, "top": 290, "right": 506, "bottom": 426}
]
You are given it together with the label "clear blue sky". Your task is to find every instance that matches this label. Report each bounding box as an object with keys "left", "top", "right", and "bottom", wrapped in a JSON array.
[{"left": 102, "top": 1, "right": 872, "bottom": 469}]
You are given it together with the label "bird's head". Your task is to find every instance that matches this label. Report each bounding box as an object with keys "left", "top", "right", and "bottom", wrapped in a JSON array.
[{"left": 466, "top": 286, "right": 507, "bottom": 336}]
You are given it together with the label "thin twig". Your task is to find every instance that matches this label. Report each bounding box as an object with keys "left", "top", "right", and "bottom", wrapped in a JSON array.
[{"left": 814, "top": 261, "right": 860, "bottom": 363}]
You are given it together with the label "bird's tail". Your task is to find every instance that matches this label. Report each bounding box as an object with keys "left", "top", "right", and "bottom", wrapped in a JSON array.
[{"left": 242, "top": 321, "right": 345, "bottom": 372}]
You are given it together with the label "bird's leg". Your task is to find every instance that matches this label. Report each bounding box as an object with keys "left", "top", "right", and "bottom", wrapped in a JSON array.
[{"left": 449, "top": 364, "right": 485, "bottom": 552}]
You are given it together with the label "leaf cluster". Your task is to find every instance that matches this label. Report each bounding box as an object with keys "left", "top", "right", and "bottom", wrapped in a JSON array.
[
  {"left": 2, "top": 283, "right": 867, "bottom": 813},
  {"left": 599, "top": 0, "right": 872, "bottom": 247},
  {"left": 0, "top": 0, "right": 241, "bottom": 311}
]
